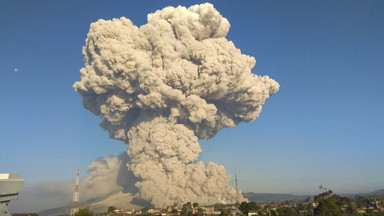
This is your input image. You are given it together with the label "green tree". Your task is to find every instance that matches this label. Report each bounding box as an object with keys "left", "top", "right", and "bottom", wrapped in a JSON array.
[
  {"left": 283, "top": 207, "right": 298, "bottom": 216},
  {"left": 181, "top": 202, "right": 192, "bottom": 216},
  {"left": 141, "top": 207, "right": 149, "bottom": 215},
  {"left": 214, "top": 204, "right": 225, "bottom": 212},
  {"left": 193, "top": 202, "right": 199, "bottom": 208},
  {"left": 276, "top": 207, "right": 284, "bottom": 216},
  {"left": 107, "top": 206, "right": 116, "bottom": 214},
  {"left": 239, "top": 201, "right": 260, "bottom": 214},
  {"left": 270, "top": 210, "right": 278, "bottom": 216},
  {"left": 74, "top": 208, "right": 93, "bottom": 216},
  {"left": 344, "top": 202, "right": 357, "bottom": 215},
  {"left": 219, "top": 209, "right": 231, "bottom": 216},
  {"left": 314, "top": 190, "right": 333, "bottom": 203},
  {"left": 314, "top": 198, "right": 341, "bottom": 216},
  {"left": 297, "top": 203, "right": 307, "bottom": 211}
]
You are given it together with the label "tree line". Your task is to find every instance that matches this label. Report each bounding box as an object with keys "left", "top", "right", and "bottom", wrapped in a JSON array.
[{"left": 66, "top": 189, "right": 383, "bottom": 216}]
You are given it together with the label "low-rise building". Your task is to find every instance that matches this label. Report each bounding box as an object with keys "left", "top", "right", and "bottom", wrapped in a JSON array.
[{"left": 247, "top": 210, "right": 258, "bottom": 216}]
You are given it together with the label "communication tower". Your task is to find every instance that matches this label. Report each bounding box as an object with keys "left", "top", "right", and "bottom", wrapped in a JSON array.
[{"left": 70, "top": 169, "right": 80, "bottom": 216}]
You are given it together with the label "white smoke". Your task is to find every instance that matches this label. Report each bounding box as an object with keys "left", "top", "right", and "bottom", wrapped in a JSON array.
[{"left": 74, "top": 3, "right": 279, "bottom": 207}]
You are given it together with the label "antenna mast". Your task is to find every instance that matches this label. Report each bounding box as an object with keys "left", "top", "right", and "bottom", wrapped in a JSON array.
[{"left": 70, "top": 169, "right": 80, "bottom": 216}]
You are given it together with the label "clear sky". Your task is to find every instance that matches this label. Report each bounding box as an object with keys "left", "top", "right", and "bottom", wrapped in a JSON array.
[{"left": 1, "top": 0, "right": 383, "bottom": 197}]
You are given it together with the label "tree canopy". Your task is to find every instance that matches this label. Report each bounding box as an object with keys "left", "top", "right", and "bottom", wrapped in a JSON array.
[
  {"left": 74, "top": 208, "right": 93, "bottom": 216},
  {"left": 107, "top": 206, "right": 117, "bottom": 214},
  {"left": 239, "top": 201, "right": 260, "bottom": 214}
]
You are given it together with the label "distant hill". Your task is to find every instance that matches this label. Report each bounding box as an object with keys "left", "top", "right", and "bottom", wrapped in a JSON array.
[
  {"left": 38, "top": 205, "right": 70, "bottom": 216},
  {"left": 342, "top": 189, "right": 384, "bottom": 198},
  {"left": 244, "top": 189, "right": 384, "bottom": 204},
  {"left": 243, "top": 192, "right": 311, "bottom": 204},
  {"left": 365, "top": 189, "right": 384, "bottom": 196}
]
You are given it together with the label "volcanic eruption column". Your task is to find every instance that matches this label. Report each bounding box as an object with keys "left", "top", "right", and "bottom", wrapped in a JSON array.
[{"left": 74, "top": 3, "right": 279, "bottom": 207}]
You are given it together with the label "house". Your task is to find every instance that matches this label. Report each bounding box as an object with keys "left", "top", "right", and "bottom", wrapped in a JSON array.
[
  {"left": 114, "top": 208, "right": 124, "bottom": 213},
  {"left": 147, "top": 209, "right": 162, "bottom": 215},
  {"left": 166, "top": 205, "right": 176, "bottom": 213},
  {"left": 199, "top": 206, "right": 220, "bottom": 215},
  {"left": 123, "top": 209, "right": 136, "bottom": 214},
  {"left": 230, "top": 210, "right": 241, "bottom": 216},
  {"left": 248, "top": 210, "right": 258, "bottom": 216}
]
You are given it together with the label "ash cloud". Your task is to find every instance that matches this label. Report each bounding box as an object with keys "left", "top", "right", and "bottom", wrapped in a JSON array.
[
  {"left": 74, "top": 3, "right": 279, "bottom": 207},
  {"left": 12, "top": 154, "right": 130, "bottom": 213}
]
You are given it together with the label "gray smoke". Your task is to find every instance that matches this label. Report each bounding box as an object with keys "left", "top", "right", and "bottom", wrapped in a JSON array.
[
  {"left": 11, "top": 154, "right": 140, "bottom": 213},
  {"left": 74, "top": 3, "right": 279, "bottom": 207}
]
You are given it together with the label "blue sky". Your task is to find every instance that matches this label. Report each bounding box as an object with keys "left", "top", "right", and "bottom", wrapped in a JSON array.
[{"left": 1, "top": 0, "right": 383, "bottom": 196}]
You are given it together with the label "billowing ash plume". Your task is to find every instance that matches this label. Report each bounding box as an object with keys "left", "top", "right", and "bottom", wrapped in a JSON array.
[{"left": 74, "top": 3, "right": 279, "bottom": 207}]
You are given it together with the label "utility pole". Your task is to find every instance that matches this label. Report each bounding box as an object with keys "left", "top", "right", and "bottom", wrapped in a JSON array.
[{"left": 70, "top": 169, "right": 80, "bottom": 216}]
